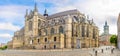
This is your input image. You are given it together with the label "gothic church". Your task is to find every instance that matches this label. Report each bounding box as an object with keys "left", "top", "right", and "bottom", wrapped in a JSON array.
[{"left": 7, "top": 4, "right": 99, "bottom": 49}]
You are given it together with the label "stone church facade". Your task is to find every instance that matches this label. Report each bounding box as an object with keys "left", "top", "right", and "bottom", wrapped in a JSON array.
[{"left": 7, "top": 4, "right": 99, "bottom": 49}]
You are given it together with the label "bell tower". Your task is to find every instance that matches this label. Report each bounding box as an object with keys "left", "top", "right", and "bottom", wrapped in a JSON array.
[
  {"left": 24, "top": 3, "right": 39, "bottom": 46},
  {"left": 104, "top": 21, "right": 109, "bottom": 35}
]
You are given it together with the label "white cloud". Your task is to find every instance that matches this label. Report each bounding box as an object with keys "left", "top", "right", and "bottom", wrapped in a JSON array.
[
  {"left": 35, "top": 0, "right": 70, "bottom": 4},
  {"left": 44, "top": 0, "right": 120, "bottom": 35},
  {"left": 0, "top": 5, "right": 31, "bottom": 22},
  {"left": 0, "top": 22, "right": 20, "bottom": 31},
  {"left": 77, "top": 0, "right": 120, "bottom": 35},
  {"left": 0, "top": 33, "right": 12, "bottom": 38}
]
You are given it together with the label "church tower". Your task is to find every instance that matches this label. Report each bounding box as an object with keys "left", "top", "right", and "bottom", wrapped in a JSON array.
[
  {"left": 104, "top": 21, "right": 109, "bottom": 35},
  {"left": 117, "top": 13, "right": 120, "bottom": 49},
  {"left": 32, "top": 3, "right": 39, "bottom": 37},
  {"left": 24, "top": 3, "right": 39, "bottom": 46}
]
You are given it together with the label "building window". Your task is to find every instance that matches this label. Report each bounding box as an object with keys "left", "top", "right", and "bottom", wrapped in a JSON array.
[
  {"left": 44, "top": 45, "right": 46, "bottom": 49},
  {"left": 82, "top": 25, "right": 85, "bottom": 37},
  {"left": 44, "top": 29, "right": 47, "bottom": 35},
  {"left": 38, "top": 39, "right": 40, "bottom": 43},
  {"left": 51, "top": 28, "right": 55, "bottom": 34},
  {"left": 45, "top": 38, "right": 47, "bottom": 42},
  {"left": 72, "top": 25, "right": 74, "bottom": 37},
  {"left": 59, "top": 26, "right": 64, "bottom": 33},
  {"left": 38, "top": 19, "right": 40, "bottom": 27},
  {"left": 73, "top": 16, "right": 79, "bottom": 22},
  {"left": 54, "top": 45, "right": 56, "bottom": 49},
  {"left": 29, "top": 21, "right": 32, "bottom": 30},
  {"left": 93, "top": 28, "right": 95, "bottom": 39},
  {"left": 54, "top": 37, "right": 56, "bottom": 41},
  {"left": 87, "top": 26, "right": 89, "bottom": 37}
]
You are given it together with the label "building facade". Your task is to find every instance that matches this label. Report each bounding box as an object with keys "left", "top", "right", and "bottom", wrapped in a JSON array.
[
  {"left": 8, "top": 4, "right": 99, "bottom": 49},
  {"left": 0, "top": 43, "right": 6, "bottom": 48},
  {"left": 99, "top": 21, "right": 112, "bottom": 46},
  {"left": 117, "top": 13, "right": 120, "bottom": 49}
]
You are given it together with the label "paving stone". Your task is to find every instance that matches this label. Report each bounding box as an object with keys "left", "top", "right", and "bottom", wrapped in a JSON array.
[{"left": 0, "top": 48, "right": 119, "bottom": 56}]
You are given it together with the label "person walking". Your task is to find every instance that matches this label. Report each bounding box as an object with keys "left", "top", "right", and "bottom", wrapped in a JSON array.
[
  {"left": 95, "top": 50, "right": 97, "bottom": 56},
  {"left": 111, "top": 48, "right": 114, "bottom": 53},
  {"left": 101, "top": 49, "right": 103, "bottom": 53}
]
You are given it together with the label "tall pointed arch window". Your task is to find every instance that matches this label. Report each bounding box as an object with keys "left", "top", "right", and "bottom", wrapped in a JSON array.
[
  {"left": 38, "top": 19, "right": 40, "bottom": 27},
  {"left": 87, "top": 25, "right": 89, "bottom": 37},
  {"left": 29, "top": 21, "right": 32, "bottom": 30},
  {"left": 51, "top": 28, "right": 55, "bottom": 34},
  {"left": 44, "top": 29, "right": 47, "bottom": 35},
  {"left": 82, "top": 25, "right": 85, "bottom": 37},
  {"left": 93, "top": 28, "right": 95, "bottom": 39},
  {"left": 59, "top": 26, "right": 64, "bottom": 33}
]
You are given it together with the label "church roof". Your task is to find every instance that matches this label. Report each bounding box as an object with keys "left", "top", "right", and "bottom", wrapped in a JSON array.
[{"left": 47, "top": 9, "right": 84, "bottom": 19}]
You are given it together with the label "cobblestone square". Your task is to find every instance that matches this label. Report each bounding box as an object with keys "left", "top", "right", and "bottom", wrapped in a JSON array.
[{"left": 0, "top": 48, "right": 120, "bottom": 56}]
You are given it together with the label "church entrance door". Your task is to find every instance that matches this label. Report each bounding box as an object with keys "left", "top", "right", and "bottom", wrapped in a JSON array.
[{"left": 76, "top": 39, "right": 80, "bottom": 48}]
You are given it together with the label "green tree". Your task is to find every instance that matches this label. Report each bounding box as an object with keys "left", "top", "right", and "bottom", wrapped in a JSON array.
[
  {"left": 0, "top": 45, "right": 7, "bottom": 50},
  {"left": 110, "top": 35, "right": 117, "bottom": 46}
]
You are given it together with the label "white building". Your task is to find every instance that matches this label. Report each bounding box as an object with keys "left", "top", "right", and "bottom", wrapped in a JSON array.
[{"left": 117, "top": 13, "right": 120, "bottom": 49}]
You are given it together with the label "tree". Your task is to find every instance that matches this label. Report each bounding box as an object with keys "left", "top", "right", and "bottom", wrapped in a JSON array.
[
  {"left": 110, "top": 35, "right": 117, "bottom": 46},
  {"left": 0, "top": 45, "right": 7, "bottom": 50}
]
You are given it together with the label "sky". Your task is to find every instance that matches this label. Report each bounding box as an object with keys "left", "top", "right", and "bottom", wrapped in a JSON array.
[{"left": 0, "top": 0, "right": 120, "bottom": 43}]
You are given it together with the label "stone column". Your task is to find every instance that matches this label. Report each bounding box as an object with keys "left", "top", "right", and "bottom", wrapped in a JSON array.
[
  {"left": 60, "top": 34, "right": 64, "bottom": 48},
  {"left": 65, "top": 15, "right": 72, "bottom": 48}
]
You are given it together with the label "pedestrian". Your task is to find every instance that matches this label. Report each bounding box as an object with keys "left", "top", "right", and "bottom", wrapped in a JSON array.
[
  {"left": 72, "top": 46, "right": 74, "bottom": 50},
  {"left": 93, "top": 48, "right": 95, "bottom": 51},
  {"left": 95, "top": 50, "right": 97, "bottom": 56},
  {"left": 111, "top": 48, "right": 114, "bottom": 53},
  {"left": 101, "top": 49, "right": 103, "bottom": 53}
]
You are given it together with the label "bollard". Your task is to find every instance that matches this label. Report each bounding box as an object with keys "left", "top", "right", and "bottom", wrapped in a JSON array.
[{"left": 95, "top": 51, "right": 97, "bottom": 56}]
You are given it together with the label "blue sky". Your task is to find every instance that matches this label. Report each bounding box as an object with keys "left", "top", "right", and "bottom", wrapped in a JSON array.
[{"left": 0, "top": 0, "right": 120, "bottom": 43}]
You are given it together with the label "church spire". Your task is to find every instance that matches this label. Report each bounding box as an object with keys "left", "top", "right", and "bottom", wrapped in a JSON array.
[
  {"left": 25, "top": 9, "right": 28, "bottom": 17},
  {"left": 34, "top": 3, "right": 38, "bottom": 12},
  {"left": 87, "top": 15, "right": 89, "bottom": 19},
  {"left": 45, "top": 9, "right": 47, "bottom": 14},
  {"left": 105, "top": 21, "right": 107, "bottom": 26},
  {"left": 43, "top": 9, "right": 48, "bottom": 17},
  {"left": 92, "top": 19, "right": 93, "bottom": 23}
]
